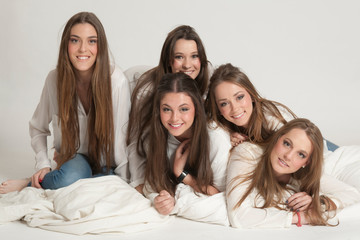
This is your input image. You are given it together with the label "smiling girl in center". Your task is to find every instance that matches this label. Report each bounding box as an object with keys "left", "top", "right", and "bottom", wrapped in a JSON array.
[{"left": 144, "top": 72, "right": 230, "bottom": 218}]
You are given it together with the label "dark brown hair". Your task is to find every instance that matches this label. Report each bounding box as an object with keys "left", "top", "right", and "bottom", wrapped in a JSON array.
[
  {"left": 127, "top": 25, "right": 209, "bottom": 160},
  {"left": 145, "top": 72, "right": 213, "bottom": 196}
]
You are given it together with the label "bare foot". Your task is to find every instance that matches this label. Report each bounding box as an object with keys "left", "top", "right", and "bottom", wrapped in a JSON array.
[{"left": 0, "top": 178, "right": 30, "bottom": 194}]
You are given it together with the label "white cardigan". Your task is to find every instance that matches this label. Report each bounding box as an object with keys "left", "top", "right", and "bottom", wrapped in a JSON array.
[
  {"left": 29, "top": 65, "right": 133, "bottom": 182},
  {"left": 226, "top": 142, "right": 360, "bottom": 228}
]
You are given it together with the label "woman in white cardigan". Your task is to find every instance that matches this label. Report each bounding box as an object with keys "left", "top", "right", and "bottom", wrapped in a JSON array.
[
  {"left": 226, "top": 118, "right": 360, "bottom": 228},
  {"left": 0, "top": 12, "right": 132, "bottom": 193}
]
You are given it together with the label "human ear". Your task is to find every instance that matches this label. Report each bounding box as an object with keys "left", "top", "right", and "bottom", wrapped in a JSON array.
[{"left": 302, "top": 160, "right": 310, "bottom": 168}]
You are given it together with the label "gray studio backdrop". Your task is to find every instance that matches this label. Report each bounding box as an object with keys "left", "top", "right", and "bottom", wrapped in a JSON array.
[{"left": 1, "top": 0, "right": 359, "bottom": 179}]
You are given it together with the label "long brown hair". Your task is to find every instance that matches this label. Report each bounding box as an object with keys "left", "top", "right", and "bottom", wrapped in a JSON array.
[
  {"left": 229, "top": 118, "right": 336, "bottom": 226},
  {"left": 145, "top": 72, "right": 213, "bottom": 196},
  {"left": 205, "top": 63, "right": 296, "bottom": 144},
  {"left": 127, "top": 25, "right": 209, "bottom": 159},
  {"left": 56, "top": 12, "right": 113, "bottom": 173}
]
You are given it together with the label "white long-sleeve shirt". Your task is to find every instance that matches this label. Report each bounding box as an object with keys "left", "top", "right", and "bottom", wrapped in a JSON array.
[
  {"left": 144, "top": 125, "right": 232, "bottom": 203},
  {"left": 226, "top": 142, "right": 360, "bottom": 228},
  {"left": 29, "top": 65, "right": 134, "bottom": 183}
]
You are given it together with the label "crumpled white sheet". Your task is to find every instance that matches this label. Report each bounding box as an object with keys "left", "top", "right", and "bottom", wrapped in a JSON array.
[
  {"left": 324, "top": 145, "right": 360, "bottom": 191},
  {"left": 0, "top": 175, "right": 172, "bottom": 235},
  {"left": 172, "top": 184, "right": 229, "bottom": 226}
]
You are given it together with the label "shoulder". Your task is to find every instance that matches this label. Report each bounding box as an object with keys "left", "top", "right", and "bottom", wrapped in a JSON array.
[
  {"left": 45, "top": 69, "right": 57, "bottom": 82},
  {"left": 124, "top": 65, "right": 153, "bottom": 93},
  {"left": 275, "top": 104, "right": 295, "bottom": 122},
  {"left": 111, "top": 65, "right": 126, "bottom": 82},
  {"left": 110, "top": 65, "right": 130, "bottom": 90},
  {"left": 230, "top": 142, "right": 263, "bottom": 164},
  {"left": 264, "top": 103, "right": 294, "bottom": 131},
  {"left": 227, "top": 142, "right": 261, "bottom": 187},
  {"left": 43, "top": 69, "right": 58, "bottom": 92},
  {"left": 207, "top": 123, "right": 232, "bottom": 148},
  {"left": 208, "top": 122, "right": 230, "bottom": 140}
]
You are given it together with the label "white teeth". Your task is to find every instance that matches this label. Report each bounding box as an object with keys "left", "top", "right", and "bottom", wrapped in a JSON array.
[
  {"left": 170, "top": 123, "right": 182, "bottom": 127},
  {"left": 233, "top": 112, "right": 244, "bottom": 119},
  {"left": 279, "top": 159, "right": 288, "bottom": 167},
  {"left": 183, "top": 71, "right": 192, "bottom": 75},
  {"left": 78, "top": 56, "right": 89, "bottom": 60}
]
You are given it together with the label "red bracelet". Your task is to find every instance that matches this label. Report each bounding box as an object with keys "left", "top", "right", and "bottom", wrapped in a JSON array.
[{"left": 296, "top": 211, "right": 302, "bottom": 227}]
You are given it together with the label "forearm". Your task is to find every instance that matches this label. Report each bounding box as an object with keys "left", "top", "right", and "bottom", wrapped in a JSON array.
[{"left": 182, "top": 173, "right": 219, "bottom": 195}]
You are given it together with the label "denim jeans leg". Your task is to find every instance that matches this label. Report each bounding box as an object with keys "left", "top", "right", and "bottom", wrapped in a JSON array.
[
  {"left": 40, "top": 153, "right": 92, "bottom": 190},
  {"left": 325, "top": 139, "right": 339, "bottom": 152}
]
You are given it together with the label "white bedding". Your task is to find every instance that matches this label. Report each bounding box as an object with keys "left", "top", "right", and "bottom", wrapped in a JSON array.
[
  {"left": 0, "top": 176, "right": 171, "bottom": 234},
  {"left": 1, "top": 145, "right": 360, "bottom": 239}
]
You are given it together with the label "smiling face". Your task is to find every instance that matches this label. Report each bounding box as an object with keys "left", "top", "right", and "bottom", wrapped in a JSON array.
[
  {"left": 68, "top": 23, "right": 98, "bottom": 77},
  {"left": 214, "top": 81, "right": 253, "bottom": 128},
  {"left": 270, "top": 128, "right": 313, "bottom": 180},
  {"left": 160, "top": 92, "right": 195, "bottom": 141},
  {"left": 170, "top": 39, "right": 201, "bottom": 80}
]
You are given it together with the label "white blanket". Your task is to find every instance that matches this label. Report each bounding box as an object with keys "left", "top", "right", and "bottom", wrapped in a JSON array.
[
  {"left": 0, "top": 175, "right": 171, "bottom": 235},
  {"left": 173, "top": 184, "right": 229, "bottom": 226},
  {"left": 324, "top": 145, "right": 360, "bottom": 191}
]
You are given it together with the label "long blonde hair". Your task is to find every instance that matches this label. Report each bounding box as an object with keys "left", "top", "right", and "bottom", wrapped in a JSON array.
[
  {"left": 229, "top": 118, "right": 337, "bottom": 226},
  {"left": 56, "top": 12, "right": 113, "bottom": 173},
  {"left": 206, "top": 63, "right": 296, "bottom": 144}
]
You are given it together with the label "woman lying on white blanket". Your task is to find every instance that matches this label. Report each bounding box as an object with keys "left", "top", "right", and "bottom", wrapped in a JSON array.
[
  {"left": 226, "top": 118, "right": 360, "bottom": 228},
  {"left": 143, "top": 72, "right": 230, "bottom": 223},
  {"left": 0, "top": 12, "right": 133, "bottom": 194},
  {"left": 205, "top": 63, "right": 360, "bottom": 191}
]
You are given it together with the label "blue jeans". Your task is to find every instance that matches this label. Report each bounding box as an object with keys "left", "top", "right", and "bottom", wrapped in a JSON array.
[
  {"left": 39, "top": 153, "right": 92, "bottom": 190},
  {"left": 37, "top": 153, "right": 115, "bottom": 190},
  {"left": 325, "top": 139, "right": 339, "bottom": 152}
]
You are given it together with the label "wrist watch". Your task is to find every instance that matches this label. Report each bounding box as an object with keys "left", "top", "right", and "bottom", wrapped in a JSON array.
[{"left": 176, "top": 170, "right": 188, "bottom": 183}]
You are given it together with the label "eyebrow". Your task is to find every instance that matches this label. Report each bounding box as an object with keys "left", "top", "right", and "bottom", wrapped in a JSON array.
[
  {"left": 70, "top": 34, "right": 98, "bottom": 39},
  {"left": 161, "top": 103, "right": 189, "bottom": 108},
  {"left": 217, "top": 91, "right": 243, "bottom": 102},
  {"left": 174, "top": 51, "right": 198, "bottom": 55}
]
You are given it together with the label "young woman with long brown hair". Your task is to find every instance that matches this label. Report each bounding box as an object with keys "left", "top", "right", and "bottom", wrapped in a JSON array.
[
  {"left": 205, "top": 63, "right": 296, "bottom": 146},
  {"left": 143, "top": 72, "right": 230, "bottom": 216},
  {"left": 226, "top": 118, "right": 360, "bottom": 227},
  {"left": 0, "top": 12, "right": 132, "bottom": 193},
  {"left": 126, "top": 25, "right": 212, "bottom": 192}
]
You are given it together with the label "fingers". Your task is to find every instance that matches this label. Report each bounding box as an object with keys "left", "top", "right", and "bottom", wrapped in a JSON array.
[
  {"left": 175, "top": 140, "right": 190, "bottom": 156},
  {"left": 31, "top": 168, "right": 51, "bottom": 189},
  {"left": 154, "top": 190, "right": 175, "bottom": 215},
  {"left": 287, "top": 192, "right": 312, "bottom": 212},
  {"left": 230, "top": 132, "right": 248, "bottom": 146},
  {"left": 31, "top": 172, "right": 41, "bottom": 188}
]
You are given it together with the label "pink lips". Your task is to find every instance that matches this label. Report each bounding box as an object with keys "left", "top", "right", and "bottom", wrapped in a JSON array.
[{"left": 278, "top": 158, "right": 289, "bottom": 167}]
